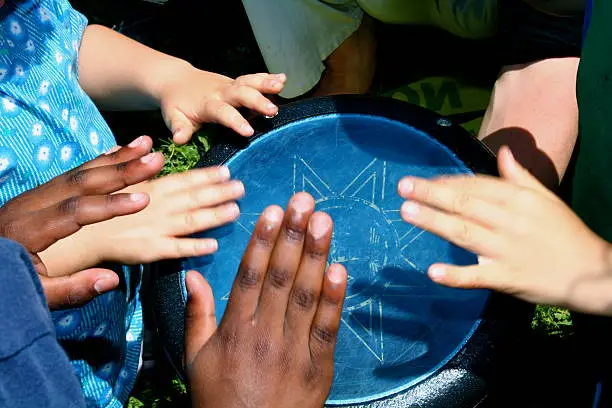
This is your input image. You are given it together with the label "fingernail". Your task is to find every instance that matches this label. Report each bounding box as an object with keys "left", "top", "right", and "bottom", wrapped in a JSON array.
[
  {"left": 94, "top": 278, "right": 117, "bottom": 294},
  {"left": 401, "top": 201, "right": 419, "bottom": 218},
  {"left": 231, "top": 181, "right": 245, "bottom": 196},
  {"left": 140, "top": 152, "right": 156, "bottom": 164},
  {"left": 328, "top": 265, "right": 345, "bottom": 284},
  {"left": 173, "top": 128, "right": 183, "bottom": 138},
  {"left": 429, "top": 265, "right": 446, "bottom": 281},
  {"left": 266, "top": 79, "right": 279, "bottom": 88},
  {"left": 309, "top": 213, "right": 331, "bottom": 240},
  {"left": 398, "top": 179, "right": 414, "bottom": 196},
  {"left": 275, "top": 73, "right": 286, "bottom": 81},
  {"left": 128, "top": 136, "right": 143, "bottom": 148},
  {"left": 227, "top": 202, "right": 240, "bottom": 217},
  {"left": 200, "top": 239, "right": 218, "bottom": 252},
  {"left": 104, "top": 145, "right": 121, "bottom": 155},
  {"left": 240, "top": 123, "right": 254, "bottom": 135},
  {"left": 130, "top": 193, "right": 147, "bottom": 202},
  {"left": 266, "top": 102, "right": 278, "bottom": 112},
  {"left": 263, "top": 206, "right": 282, "bottom": 224},
  {"left": 291, "top": 194, "right": 313, "bottom": 213},
  {"left": 218, "top": 166, "right": 230, "bottom": 180}
]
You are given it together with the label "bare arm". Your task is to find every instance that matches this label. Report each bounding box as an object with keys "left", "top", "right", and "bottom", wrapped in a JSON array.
[
  {"left": 78, "top": 24, "right": 191, "bottom": 111},
  {"left": 478, "top": 57, "right": 579, "bottom": 188}
]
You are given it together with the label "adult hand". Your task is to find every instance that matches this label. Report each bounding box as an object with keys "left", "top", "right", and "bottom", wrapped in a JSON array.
[
  {"left": 398, "top": 146, "right": 612, "bottom": 315},
  {"left": 3, "top": 136, "right": 163, "bottom": 308}
]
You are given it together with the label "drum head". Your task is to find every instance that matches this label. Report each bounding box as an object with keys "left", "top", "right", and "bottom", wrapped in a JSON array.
[{"left": 152, "top": 96, "right": 526, "bottom": 407}]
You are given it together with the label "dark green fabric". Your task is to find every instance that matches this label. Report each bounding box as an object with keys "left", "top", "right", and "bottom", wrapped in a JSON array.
[{"left": 571, "top": 0, "right": 612, "bottom": 240}]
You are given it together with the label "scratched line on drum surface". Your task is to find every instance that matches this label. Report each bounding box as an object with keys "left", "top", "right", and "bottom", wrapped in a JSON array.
[{"left": 220, "top": 154, "right": 443, "bottom": 364}]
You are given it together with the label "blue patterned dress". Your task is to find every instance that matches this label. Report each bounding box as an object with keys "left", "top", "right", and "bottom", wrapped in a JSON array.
[{"left": 0, "top": 1, "right": 143, "bottom": 406}]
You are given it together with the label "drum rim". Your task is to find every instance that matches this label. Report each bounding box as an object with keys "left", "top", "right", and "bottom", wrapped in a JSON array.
[{"left": 151, "top": 95, "right": 532, "bottom": 407}]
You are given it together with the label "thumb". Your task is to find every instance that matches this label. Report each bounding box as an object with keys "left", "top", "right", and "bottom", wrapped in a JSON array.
[
  {"left": 41, "top": 269, "right": 119, "bottom": 310},
  {"left": 184, "top": 270, "right": 217, "bottom": 367},
  {"left": 163, "top": 108, "right": 198, "bottom": 145},
  {"left": 497, "top": 146, "right": 551, "bottom": 194}
]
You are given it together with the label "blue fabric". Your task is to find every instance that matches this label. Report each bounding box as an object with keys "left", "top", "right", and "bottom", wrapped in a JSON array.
[
  {"left": 0, "top": 237, "right": 86, "bottom": 408},
  {"left": 0, "top": 1, "right": 143, "bottom": 407},
  {"left": 584, "top": 0, "right": 593, "bottom": 41}
]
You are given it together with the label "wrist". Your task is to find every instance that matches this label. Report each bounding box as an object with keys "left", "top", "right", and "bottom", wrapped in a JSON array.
[
  {"left": 602, "top": 242, "right": 612, "bottom": 277},
  {"left": 149, "top": 58, "right": 195, "bottom": 108},
  {"left": 38, "top": 226, "right": 104, "bottom": 277}
]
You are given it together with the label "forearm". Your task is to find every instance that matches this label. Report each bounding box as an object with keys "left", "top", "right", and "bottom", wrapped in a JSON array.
[
  {"left": 478, "top": 57, "right": 579, "bottom": 188},
  {"left": 78, "top": 24, "right": 192, "bottom": 111}
]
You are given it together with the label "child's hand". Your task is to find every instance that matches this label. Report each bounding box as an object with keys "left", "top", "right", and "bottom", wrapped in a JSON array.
[
  {"left": 159, "top": 68, "right": 286, "bottom": 144},
  {"left": 42, "top": 165, "right": 245, "bottom": 277},
  {"left": 398, "top": 146, "right": 612, "bottom": 316},
  {"left": 184, "top": 193, "right": 347, "bottom": 408}
]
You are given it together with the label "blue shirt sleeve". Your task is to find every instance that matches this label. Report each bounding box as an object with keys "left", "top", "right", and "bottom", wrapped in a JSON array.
[{"left": 0, "top": 238, "right": 86, "bottom": 408}]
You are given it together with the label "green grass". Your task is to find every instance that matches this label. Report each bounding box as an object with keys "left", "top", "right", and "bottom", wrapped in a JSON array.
[
  {"left": 155, "top": 133, "right": 210, "bottom": 176},
  {"left": 532, "top": 305, "right": 574, "bottom": 337},
  {"left": 128, "top": 137, "right": 574, "bottom": 406},
  {"left": 127, "top": 376, "right": 187, "bottom": 408}
]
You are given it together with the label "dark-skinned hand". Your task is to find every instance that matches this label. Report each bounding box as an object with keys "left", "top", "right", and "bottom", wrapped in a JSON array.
[
  {"left": 184, "top": 192, "right": 348, "bottom": 408},
  {"left": 0, "top": 136, "right": 163, "bottom": 309}
]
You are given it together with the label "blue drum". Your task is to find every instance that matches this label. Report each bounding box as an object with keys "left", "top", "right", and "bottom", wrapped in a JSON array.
[{"left": 152, "top": 95, "right": 530, "bottom": 407}]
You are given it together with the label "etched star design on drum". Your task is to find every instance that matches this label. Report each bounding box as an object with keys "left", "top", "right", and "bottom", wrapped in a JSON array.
[{"left": 223, "top": 155, "right": 435, "bottom": 364}]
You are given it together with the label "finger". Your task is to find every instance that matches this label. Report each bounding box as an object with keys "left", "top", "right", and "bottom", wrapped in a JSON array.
[
  {"left": 285, "top": 212, "right": 333, "bottom": 338},
  {"left": 164, "top": 109, "right": 200, "bottom": 146},
  {"left": 427, "top": 262, "right": 511, "bottom": 292},
  {"left": 223, "top": 206, "right": 284, "bottom": 321},
  {"left": 202, "top": 100, "right": 254, "bottom": 137},
  {"left": 398, "top": 175, "right": 515, "bottom": 207},
  {"left": 172, "top": 180, "right": 245, "bottom": 213},
  {"left": 257, "top": 193, "right": 315, "bottom": 329},
  {"left": 166, "top": 202, "right": 240, "bottom": 237},
  {"left": 147, "top": 238, "right": 219, "bottom": 263},
  {"left": 235, "top": 73, "right": 287, "bottom": 94},
  {"left": 184, "top": 271, "right": 217, "bottom": 367},
  {"left": 10, "top": 152, "right": 163, "bottom": 211},
  {"left": 226, "top": 84, "right": 279, "bottom": 117},
  {"left": 498, "top": 146, "right": 553, "bottom": 196},
  {"left": 41, "top": 268, "right": 119, "bottom": 310},
  {"left": 61, "top": 152, "right": 164, "bottom": 195},
  {"left": 309, "top": 264, "right": 347, "bottom": 361},
  {"left": 397, "top": 177, "right": 513, "bottom": 230},
  {"left": 149, "top": 166, "right": 232, "bottom": 196},
  {"left": 400, "top": 200, "right": 502, "bottom": 257},
  {"left": 79, "top": 135, "right": 154, "bottom": 170},
  {"left": 19, "top": 193, "right": 150, "bottom": 253}
]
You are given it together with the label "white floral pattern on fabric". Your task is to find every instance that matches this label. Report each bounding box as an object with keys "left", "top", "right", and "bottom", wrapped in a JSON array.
[{"left": 0, "top": 1, "right": 143, "bottom": 406}]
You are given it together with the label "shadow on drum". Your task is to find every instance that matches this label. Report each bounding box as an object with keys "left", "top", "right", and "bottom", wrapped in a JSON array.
[
  {"left": 349, "top": 265, "right": 488, "bottom": 380},
  {"left": 332, "top": 109, "right": 471, "bottom": 174}
]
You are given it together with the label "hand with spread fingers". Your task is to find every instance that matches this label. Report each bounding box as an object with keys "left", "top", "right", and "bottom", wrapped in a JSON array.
[
  {"left": 40, "top": 141, "right": 246, "bottom": 278},
  {"left": 398, "top": 146, "right": 612, "bottom": 316},
  {"left": 184, "top": 192, "right": 347, "bottom": 408},
  {"left": 0, "top": 136, "right": 164, "bottom": 309},
  {"left": 161, "top": 71, "right": 287, "bottom": 144}
]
